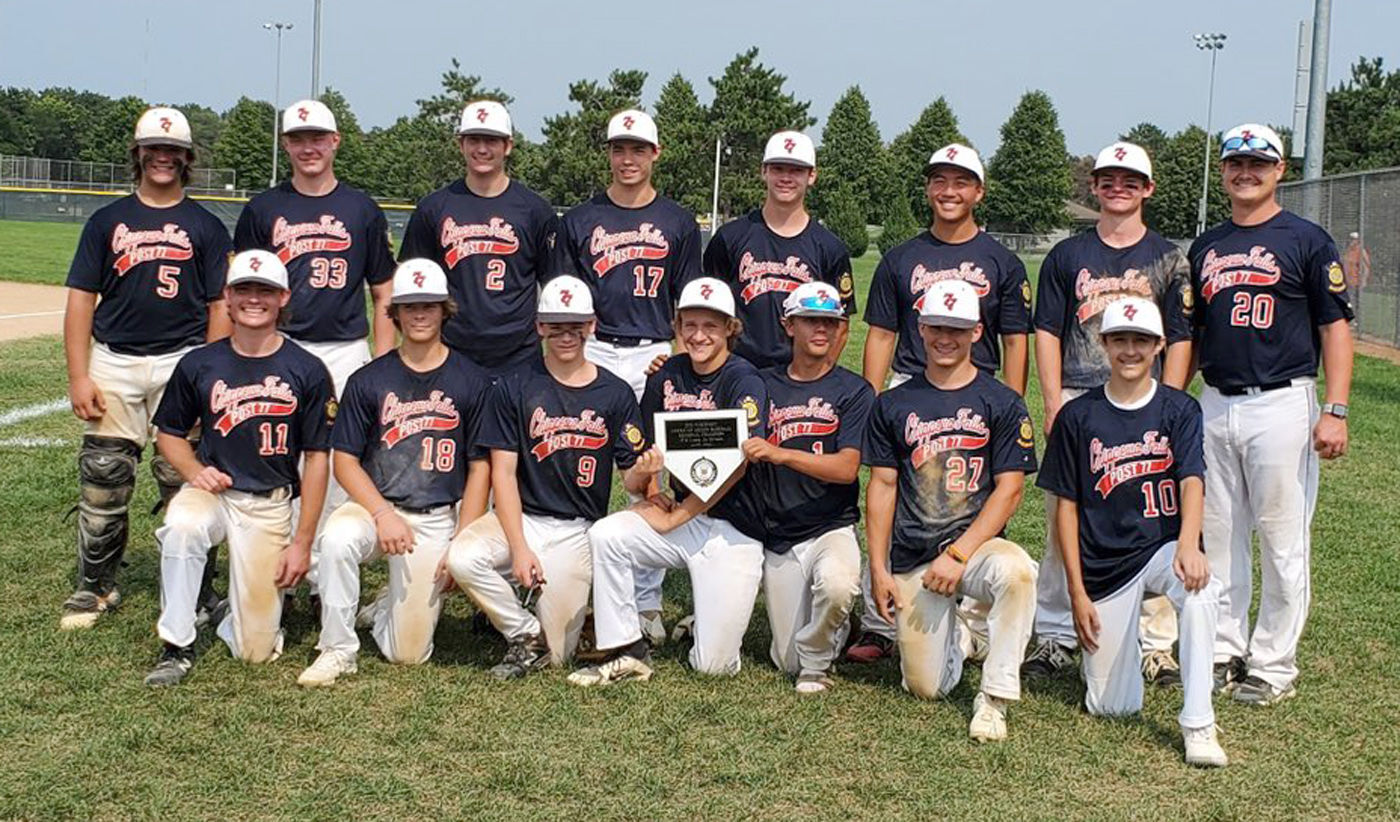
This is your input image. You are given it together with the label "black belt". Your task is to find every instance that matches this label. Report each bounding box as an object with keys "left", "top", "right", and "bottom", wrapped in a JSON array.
[
  {"left": 397, "top": 503, "right": 450, "bottom": 515},
  {"left": 595, "top": 332, "right": 659, "bottom": 347},
  {"left": 1216, "top": 379, "right": 1296, "bottom": 397},
  {"left": 247, "top": 485, "right": 293, "bottom": 499}
]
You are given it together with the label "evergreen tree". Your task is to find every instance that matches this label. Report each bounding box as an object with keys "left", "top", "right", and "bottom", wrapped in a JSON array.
[
  {"left": 888, "top": 98, "right": 967, "bottom": 225},
  {"left": 652, "top": 73, "right": 713, "bottom": 215},
  {"left": 318, "top": 88, "right": 372, "bottom": 191},
  {"left": 824, "top": 182, "right": 869, "bottom": 258},
  {"left": 536, "top": 70, "right": 647, "bottom": 206},
  {"left": 212, "top": 97, "right": 276, "bottom": 191},
  {"left": 982, "top": 90, "right": 1072, "bottom": 233},
  {"left": 877, "top": 188, "right": 920, "bottom": 255},
  {"left": 817, "top": 86, "right": 885, "bottom": 224},
  {"left": 1146, "top": 124, "right": 1228, "bottom": 239}
]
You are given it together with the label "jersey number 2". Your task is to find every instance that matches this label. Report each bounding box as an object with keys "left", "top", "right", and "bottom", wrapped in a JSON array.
[{"left": 485, "top": 259, "right": 506, "bottom": 292}]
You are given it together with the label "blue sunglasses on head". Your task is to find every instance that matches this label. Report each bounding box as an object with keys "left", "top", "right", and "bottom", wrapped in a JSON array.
[
  {"left": 1221, "top": 134, "right": 1280, "bottom": 158},
  {"left": 791, "top": 292, "right": 841, "bottom": 314}
]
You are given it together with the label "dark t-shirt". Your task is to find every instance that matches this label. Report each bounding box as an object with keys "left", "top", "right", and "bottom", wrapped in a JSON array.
[
  {"left": 481, "top": 359, "right": 644, "bottom": 521},
  {"left": 66, "top": 195, "right": 231, "bottom": 355},
  {"left": 863, "top": 371, "right": 1036, "bottom": 573},
  {"left": 1036, "top": 229, "right": 1193, "bottom": 388},
  {"left": 556, "top": 193, "right": 702, "bottom": 341},
  {"left": 865, "top": 231, "right": 1031, "bottom": 378},
  {"left": 234, "top": 181, "right": 395, "bottom": 343},
  {"left": 332, "top": 350, "right": 490, "bottom": 510},
  {"left": 154, "top": 338, "right": 334, "bottom": 496},
  {"left": 1188, "top": 210, "right": 1353, "bottom": 390},
  {"left": 399, "top": 179, "right": 558, "bottom": 369},
  {"left": 1037, "top": 384, "right": 1205, "bottom": 601},
  {"left": 757, "top": 364, "right": 875, "bottom": 552},
  {"left": 705, "top": 210, "right": 856, "bottom": 369}
]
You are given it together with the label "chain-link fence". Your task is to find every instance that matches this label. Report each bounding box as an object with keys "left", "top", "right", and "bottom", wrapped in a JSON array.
[
  {"left": 0, "top": 154, "right": 241, "bottom": 198},
  {"left": 1280, "top": 167, "right": 1400, "bottom": 348}
]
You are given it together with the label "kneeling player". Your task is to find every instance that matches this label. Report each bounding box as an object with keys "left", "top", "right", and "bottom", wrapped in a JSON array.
[
  {"left": 1038, "top": 297, "right": 1226, "bottom": 766},
  {"left": 745, "top": 282, "right": 873, "bottom": 692},
  {"left": 298, "top": 260, "right": 491, "bottom": 686},
  {"left": 569, "top": 277, "right": 768, "bottom": 686},
  {"left": 145, "top": 251, "right": 335, "bottom": 686},
  {"left": 865, "top": 280, "right": 1038, "bottom": 741},
  {"left": 447, "top": 276, "right": 646, "bottom": 679}
]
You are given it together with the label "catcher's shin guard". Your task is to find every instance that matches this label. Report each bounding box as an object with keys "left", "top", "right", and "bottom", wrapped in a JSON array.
[{"left": 75, "top": 435, "right": 141, "bottom": 594}]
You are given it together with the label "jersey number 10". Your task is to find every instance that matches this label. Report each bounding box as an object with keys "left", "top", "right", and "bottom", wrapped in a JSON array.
[{"left": 1141, "top": 479, "right": 1179, "bottom": 518}]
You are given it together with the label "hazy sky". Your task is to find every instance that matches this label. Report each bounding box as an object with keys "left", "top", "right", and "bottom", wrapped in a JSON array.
[{"left": 2, "top": 1, "right": 1395, "bottom": 157}]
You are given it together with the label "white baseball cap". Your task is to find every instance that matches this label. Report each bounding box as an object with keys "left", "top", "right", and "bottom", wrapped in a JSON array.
[
  {"left": 282, "top": 99, "right": 337, "bottom": 134},
  {"left": 1099, "top": 297, "right": 1164, "bottom": 338},
  {"left": 925, "top": 143, "right": 984, "bottom": 184},
  {"left": 227, "top": 249, "right": 289, "bottom": 290},
  {"left": 607, "top": 109, "right": 659, "bottom": 147},
  {"left": 917, "top": 279, "right": 980, "bottom": 329},
  {"left": 134, "top": 106, "right": 193, "bottom": 149},
  {"left": 1220, "top": 123, "right": 1285, "bottom": 162},
  {"left": 677, "top": 277, "right": 736, "bottom": 319},
  {"left": 537, "top": 275, "right": 595, "bottom": 322},
  {"left": 1093, "top": 141, "right": 1153, "bottom": 180},
  {"left": 783, "top": 281, "right": 844, "bottom": 319},
  {"left": 390, "top": 259, "right": 449, "bottom": 304},
  {"left": 763, "top": 131, "right": 816, "bottom": 169},
  {"left": 457, "top": 100, "right": 513, "bottom": 138}
]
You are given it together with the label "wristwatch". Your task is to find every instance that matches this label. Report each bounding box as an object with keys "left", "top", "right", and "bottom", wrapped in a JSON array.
[{"left": 1322, "top": 402, "right": 1349, "bottom": 420}]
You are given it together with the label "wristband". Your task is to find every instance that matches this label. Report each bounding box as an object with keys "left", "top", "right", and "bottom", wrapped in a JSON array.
[
  {"left": 946, "top": 545, "right": 967, "bottom": 565},
  {"left": 371, "top": 505, "right": 393, "bottom": 521}
]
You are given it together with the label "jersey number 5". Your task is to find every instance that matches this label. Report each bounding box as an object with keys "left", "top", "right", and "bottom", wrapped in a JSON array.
[{"left": 155, "top": 265, "right": 180, "bottom": 299}]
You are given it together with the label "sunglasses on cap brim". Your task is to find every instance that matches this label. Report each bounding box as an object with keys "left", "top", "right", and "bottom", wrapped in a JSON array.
[{"left": 1221, "top": 135, "right": 1281, "bottom": 158}]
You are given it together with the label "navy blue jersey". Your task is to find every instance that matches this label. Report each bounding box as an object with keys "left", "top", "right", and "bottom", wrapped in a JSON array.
[
  {"left": 233, "top": 181, "right": 395, "bottom": 343},
  {"left": 1037, "top": 384, "right": 1205, "bottom": 601},
  {"left": 1036, "top": 229, "right": 1193, "bottom": 388},
  {"left": 332, "top": 350, "right": 490, "bottom": 510},
  {"left": 556, "top": 193, "right": 702, "bottom": 341},
  {"left": 154, "top": 338, "right": 334, "bottom": 496},
  {"left": 481, "top": 359, "right": 644, "bottom": 521},
  {"left": 758, "top": 364, "right": 875, "bottom": 552},
  {"left": 641, "top": 353, "right": 767, "bottom": 539},
  {"left": 1188, "top": 210, "right": 1353, "bottom": 390},
  {"left": 864, "top": 231, "right": 1031, "bottom": 378},
  {"left": 399, "top": 179, "right": 558, "bottom": 370},
  {"left": 863, "top": 371, "right": 1036, "bottom": 573},
  {"left": 704, "top": 210, "right": 856, "bottom": 369},
  {"left": 66, "top": 195, "right": 231, "bottom": 355}
]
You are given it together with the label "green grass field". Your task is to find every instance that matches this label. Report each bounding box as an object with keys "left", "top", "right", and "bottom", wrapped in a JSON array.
[
  {"left": 2, "top": 220, "right": 1399, "bottom": 819},
  {"left": 0, "top": 219, "right": 82, "bottom": 285}
]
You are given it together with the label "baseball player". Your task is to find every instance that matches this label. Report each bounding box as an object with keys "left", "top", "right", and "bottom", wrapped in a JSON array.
[
  {"left": 849, "top": 142, "right": 1031, "bottom": 664},
  {"left": 144, "top": 250, "right": 335, "bottom": 686},
  {"left": 705, "top": 130, "right": 856, "bottom": 369},
  {"left": 297, "top": 260, "right": 492, "bottom": 687},
  {"left": 399, "top": 100, "right": 558, "bottom": 374},
  {"left": 61, "top": 106, "right": 232, "bottom": 630},
  {"left": 555, "top": 108, "right": 703, "bottom": 642},
  {"left": 745, "top": 282, "right": 874, "bottom": 692},
  {"left": 1189, "top": 123, "right": 1353, "bottom": 706},
  {"left": 445, "top": 275, "right": 647, "bottom": 679},
  {"left": 1038, "top": 297, "right": 1226, "bottom": 767},
  {"left": 863, "top": 279, "right": 1038, "bottom": 742},
  {"left": 568, "top": 277, "right": 767, "bottom": 685},
  {"left": 1023, "top": 141, "right": 1195, "bottom": 685}
]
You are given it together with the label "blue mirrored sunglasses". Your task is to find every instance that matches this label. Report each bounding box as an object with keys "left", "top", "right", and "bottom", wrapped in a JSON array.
[
  {"left": 793, "top": 293, "right": 841, "bottom": 313},
  {"left": 1221, "top": 135, "right": 1279, "bottom": 157}
]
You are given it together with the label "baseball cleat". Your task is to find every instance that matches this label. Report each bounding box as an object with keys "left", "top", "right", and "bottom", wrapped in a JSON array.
[
  {"left": 670, "top": 614, "right": 696, "bottom": 644},
  {"left": 490, "top": 634, "right": 550, "bottom": 681},
  {"left": 297, "top": 649, "right": 357, "bottom": 687},
  {"left": 1212, "top": 656, "right": 1247, "bottom": 694},
  {"left": 356, "top": 587, "right": 390, "bottom": 630},
  {"left": 795, "top": 671, "right": 833, "bottom": 694},
  {"left": 639, "top": 610, "right": 667, "bottom": 647},
  {"left": 968, "top": 692, "right": 1008, "bottom": 742},
  {"left": 567, "top": 653, "right": 654, "bottom": 687},
  {"left": 1231, "top": 676, "right": 1297, "bottom": 707},
  {"left": 1020, "top": 638, "right": 1075, "bottom": 679},
  {"left": 144, "top": 643, "right": 195, "bottom": 687},
  {"left": 1142, "top": 649, "right": 1182, "bottom": 688},
  {"left": 59, "top": 588, "right": 122, "bottom": 631},
  {"left": 844, "top": 631, "right": 895, "bottom": 664},
  {"left": 1183, "top": 724, "right": 1229, "bottom": 767}
]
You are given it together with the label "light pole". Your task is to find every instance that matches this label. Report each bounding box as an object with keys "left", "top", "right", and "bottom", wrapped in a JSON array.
[
  {"left": 1194, "top": 32, "right": 1226, "bottom": 236},
  {"left": 311, "top": 0, "right": 323, "bottom": 99},
  {"left": 264, "top": 21, "right": 293, "bottom": 188}
]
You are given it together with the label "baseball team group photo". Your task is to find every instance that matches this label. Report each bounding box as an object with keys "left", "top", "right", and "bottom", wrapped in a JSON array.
[{"left": 2, "top": 1, "right": 1398, "bottom": 819}]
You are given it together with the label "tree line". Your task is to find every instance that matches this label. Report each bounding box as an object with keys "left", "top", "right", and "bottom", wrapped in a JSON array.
[{"left": 2, "top": 51, "right": 1397, "bottom": 246}]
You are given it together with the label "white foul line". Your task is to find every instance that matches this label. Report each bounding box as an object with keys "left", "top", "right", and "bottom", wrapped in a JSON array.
[
  {"left": 0, "top": 310, "right": 65, "bottom": 320},
  {"left": 0, "top": 436, "right": 65, "bottom": 448},
  {"left": 0, "top": 397, "right": 69, "bottom": 428}
]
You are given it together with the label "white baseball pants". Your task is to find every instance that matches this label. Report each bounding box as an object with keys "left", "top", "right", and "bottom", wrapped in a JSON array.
[
  {"left": 446, "top": 510, "right": 593, "bottom": 665},
  {"left": 892, "top": 539, "right": 1037, "bottom": 702},
  {"left": 763, "top": 525, "right": 861, "bottom": 677},
  {"left": 314, "top": 502, "right": 456, "bottom": 665},
  {"left": 590, "top": 510, "right": 763, "bottom": 675},
  {"left": 85, "top": 342, "right": 191, "bottom": 443},
  {"left": 156, "top": 486, "right": 292, "bottom": 662},
  {"left": 1081, "top": 542, "right": 1221, "bottom": 729},
  {"left": 1202, "top": 381, "right": 1319, "bottom": 689}
]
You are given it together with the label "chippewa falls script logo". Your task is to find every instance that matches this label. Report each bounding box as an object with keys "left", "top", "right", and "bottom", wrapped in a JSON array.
[
  {"left": 661, "top": 380, "right": 715, "bottom": 412},
  {"left": 905, "top": 409, "right": 989, "bottom": 469},
  {"left": 271, "top": 215, "right": 352, "bottom": 263},
  {"left": 1073, "top": 267, "right": 1154, "bottom": 323},
  {"left": 439, "top": 217, "right": 520, "bottom": 267},
  {"left": 1089, "top": 431, "right": 1174, "bottom": 498},
  {"left": 909, "top": 262, "right": 991, "bottom": 309},
  {"left": 737, "top": 252, "right": 813, "bottom": 304},
  {"left": 1198, "top": 246, "right": 1282, "bottom": 302},
  {"left": 528, "top": 408, "right": 609, "bottom": 460},
  {"left": 210, "top": 377, "right": 297, "bottom": 435},
  {"left": 379, "top": 391, "right": 460, "bottom": 448},
  {"left": 110, "top": 223, "right": 193, "bottom": 275},
  {"left": 589, "top": 223, "right": 669, "bottom": 276},
  {"left": 767, "top": 397, "right": 838, "bottom": 444}
]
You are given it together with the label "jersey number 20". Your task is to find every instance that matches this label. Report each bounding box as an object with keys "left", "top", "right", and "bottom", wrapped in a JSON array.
[{"left": 1229, "top": 293, "right": 1275, "bottom": 329}]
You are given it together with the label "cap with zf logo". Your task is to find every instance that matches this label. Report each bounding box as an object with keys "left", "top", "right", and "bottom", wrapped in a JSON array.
[
  {"left": 538, "top": 275, "right": 595, "bottom": 322},
  {"left": 391, "top": 259, "right": 450, "bottom": 304},
  {"left": 917, "top": 279, "right": 980, "bottom": 328},
  {"left": 677, "top": 276, "right": 737, "bottom": 318}
]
